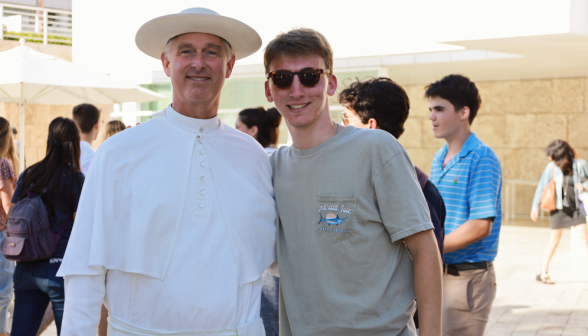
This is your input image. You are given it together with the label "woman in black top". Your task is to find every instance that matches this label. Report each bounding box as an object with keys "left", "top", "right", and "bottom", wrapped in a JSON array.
[{"left": 10, "top": 117, "right": 84, "bottom": 336}]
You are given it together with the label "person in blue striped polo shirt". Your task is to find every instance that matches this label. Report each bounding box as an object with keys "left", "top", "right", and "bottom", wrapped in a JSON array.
[{"left": 426, "top": 75, "right": 502, "bottom": 336}]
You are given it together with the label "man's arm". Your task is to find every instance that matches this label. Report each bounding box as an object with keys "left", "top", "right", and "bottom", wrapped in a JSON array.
[
  {"left": 403, "top": 229, "right": 442, "bottom": 336},
  {"left": 61, "top": 273, "right": 106, "bottom": 336},
  {"left": 443, "top": 218, "right": 492, "bottom": 254}
]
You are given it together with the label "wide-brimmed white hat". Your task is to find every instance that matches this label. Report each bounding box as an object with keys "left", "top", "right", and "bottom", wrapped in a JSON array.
[{"left": 135, "top": 8, "right": 261, "bottom": 60}]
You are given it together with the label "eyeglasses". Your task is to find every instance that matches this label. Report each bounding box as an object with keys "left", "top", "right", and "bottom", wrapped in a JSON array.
[
  {"left": 341, "top": 111, "right": 361, "bottom": 126},
  {"left": 266, "top": 67, "right": 331, "bottom": 89}
]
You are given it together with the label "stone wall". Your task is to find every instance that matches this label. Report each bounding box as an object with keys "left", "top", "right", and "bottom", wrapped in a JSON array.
[
  {"left": 398, "top": 77, "right": 588, "bottom": 218},
  {"left": 0, "top": 102, "right": 113, "bottom": 168}
]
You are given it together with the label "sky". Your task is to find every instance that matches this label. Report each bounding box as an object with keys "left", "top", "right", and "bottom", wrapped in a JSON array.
[{"left": 73, "top": 0, "right": 571, "bottom": 83}]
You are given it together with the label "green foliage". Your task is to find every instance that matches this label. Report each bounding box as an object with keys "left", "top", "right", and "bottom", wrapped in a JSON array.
[{"left": 2, "top": 31, "right": 72, "bottom": 46}]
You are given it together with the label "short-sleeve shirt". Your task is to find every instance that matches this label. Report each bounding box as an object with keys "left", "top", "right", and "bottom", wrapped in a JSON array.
[
  {"left": 430, "top": 133, "right": 502, "bottom": 264},
  {"left": 80, "top": 140, "right": 95, "bottom": 175},
  {"left": 0, "top": 157, "right": 16, "bottom": 224},
  {"left": 12, "top": 169, "right": 84, "bottom": 259},
  {"left": 271, "top": 126, "right": 433, "bottom": 336}
]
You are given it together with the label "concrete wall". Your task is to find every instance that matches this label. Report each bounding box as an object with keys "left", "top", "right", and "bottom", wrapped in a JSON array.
[
  {"left": 0, "top": 40, "right": 72, "bottom": 61},
  {"left": 399, "top": 77, "right": 588, "bottom": 218}
]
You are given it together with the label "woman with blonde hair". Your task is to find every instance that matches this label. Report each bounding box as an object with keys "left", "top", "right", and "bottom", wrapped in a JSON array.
[
  {"left": 97, "top": 119, "right": 125, "bottom": 336},
  {"left": 104, "top": 120, "right": 126, "bottom": 140},
  {"left": 0, "top": 117, "right": 17, "bottom": 336}
]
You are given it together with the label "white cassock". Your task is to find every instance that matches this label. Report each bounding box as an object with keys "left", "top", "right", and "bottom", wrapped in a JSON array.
[{"left": 57, "top": 105, "right": 276, "bottom": 336}]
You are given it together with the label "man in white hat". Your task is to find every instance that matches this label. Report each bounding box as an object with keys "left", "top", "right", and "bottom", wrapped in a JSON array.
[{"left": 58, "top": 8, "right": 276, "bottom": 336}]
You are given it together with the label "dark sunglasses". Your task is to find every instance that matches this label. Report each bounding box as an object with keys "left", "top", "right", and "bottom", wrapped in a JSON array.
[{"left": 266, "top": 67, "right": 331, "bottom": 89}]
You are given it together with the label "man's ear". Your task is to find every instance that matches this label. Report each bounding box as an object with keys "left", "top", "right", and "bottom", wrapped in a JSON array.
[
  {"left": 327, "top": 74, "right": 338, "bottom": 96},
  {"left": 225, "top": 54, "right": 236, "bottom": 78},
  {"left": 265, "top": 81, "right": 274, "bottom": 103},
  {"left": 459, "top": 106, "right": 470, "bottom": 122},
  {"left": 368, "top": 118, "right": 378, "bottom": 130},
  {"left": 161, "top": 52, "right": 171, "bottom": 77}
]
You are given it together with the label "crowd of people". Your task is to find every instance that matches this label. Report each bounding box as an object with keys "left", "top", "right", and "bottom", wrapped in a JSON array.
[
  {"left": 0, "top": 106, "right": 126, "bottom": 336},
  {"left": 0, "top": 6, "right": 585, "bottom": 336}
]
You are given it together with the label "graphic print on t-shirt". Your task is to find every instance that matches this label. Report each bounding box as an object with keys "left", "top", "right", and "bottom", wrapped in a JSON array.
[{"left": 315, "top": 195, "right": 356, "bottom": 243}]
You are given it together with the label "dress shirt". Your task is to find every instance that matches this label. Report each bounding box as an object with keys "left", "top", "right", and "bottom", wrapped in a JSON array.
[
  {"left": 79, "top": 140, "right": 95, "bottom": 175},
  {"left": 61, "top": 107, "right": 263, "bottom": 335}
]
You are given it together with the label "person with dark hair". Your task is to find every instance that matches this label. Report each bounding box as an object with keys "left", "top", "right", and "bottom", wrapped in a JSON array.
[
  {"left": 265, "top": 28, "right": 442, "bottom": 336},
  {"left": 9, "top": 117, "right": 84, "bottom": 336},
  {"left": 338, "top": 77, "right": 446, "bottom": 333},
  {"left": 531, "top": 140, "right": 588, "bottom": 283},
  {"left": 72, "top": 103, "right": 101, "bottom": 175},
  {"left": 426, "top": 74, "right": 502, "bottom": 336},
  {"left": 235, "top": 106, "right": 282, "bottom": 336},
  {"left": 236, "top": 107, "right": 282, "bottom": 155},
  {"left": 339, "top": 77, "right": 410, "bottom": 138}
]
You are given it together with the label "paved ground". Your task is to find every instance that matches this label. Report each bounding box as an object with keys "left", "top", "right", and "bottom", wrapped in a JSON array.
[
  {"left": 485, "top": 225, "right": 588, "bottom": 336},
  {"left": 36, "top": 224, "right": 588, "bottom": 336}
]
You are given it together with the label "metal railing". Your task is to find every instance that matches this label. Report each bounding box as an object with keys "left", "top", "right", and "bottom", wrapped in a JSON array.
[
  {"left": 503, "top": 179, "right": 548, "bottom": 221},
  {"left": 0, "top": 2, "right": 72, "bottom": 45}
]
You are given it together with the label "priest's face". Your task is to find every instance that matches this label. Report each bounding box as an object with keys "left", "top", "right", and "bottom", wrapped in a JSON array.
[
  {"left": 264, "top": 54, "right": 337, "bottom": 129},
  {"left": 162, "top": 33, "right": 235, "bottom": 116}
]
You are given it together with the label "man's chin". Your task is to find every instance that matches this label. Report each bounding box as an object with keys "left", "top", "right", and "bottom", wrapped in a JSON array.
[{"left": 286, "top": 116, "right": 314, "bottom": 129}]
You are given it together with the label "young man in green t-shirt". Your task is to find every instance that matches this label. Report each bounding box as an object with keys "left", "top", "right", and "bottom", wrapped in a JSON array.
[{"left": 264, "top": 28, "right": 442, "bottom": 336}]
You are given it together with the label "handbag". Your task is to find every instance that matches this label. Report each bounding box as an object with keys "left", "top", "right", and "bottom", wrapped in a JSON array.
[{"left": 540, "top": 167, "right": 556, "bottom": 212}]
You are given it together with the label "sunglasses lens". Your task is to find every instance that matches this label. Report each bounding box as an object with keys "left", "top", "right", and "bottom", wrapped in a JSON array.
[
  {"left": 299, "top": 68, "right": 322, "bottom": 87},
  {"left": 272, "top": 70, "right": 294, "bottom": 89}
]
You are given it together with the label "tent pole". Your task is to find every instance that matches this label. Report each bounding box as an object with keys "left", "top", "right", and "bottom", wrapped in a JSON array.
[
  {"left": 19, "top": 82, "right": 25, "bottom": 174},
  {"left": 19, "top": 103, "right": 24, "bottom": 174}
]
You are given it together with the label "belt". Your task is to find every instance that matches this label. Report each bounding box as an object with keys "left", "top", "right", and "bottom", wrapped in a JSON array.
[{"left": 444, "top": 261, "right": 493, "bottom": 276}]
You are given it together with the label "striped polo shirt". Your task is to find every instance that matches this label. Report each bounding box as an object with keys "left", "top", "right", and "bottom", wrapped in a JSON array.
[{"left": 430, "top": 133, "right": 502, "bottom": 264}]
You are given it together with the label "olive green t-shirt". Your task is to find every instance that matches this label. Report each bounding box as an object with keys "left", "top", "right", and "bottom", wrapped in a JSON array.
[{"left": 270, "top": 126, "right": 433, "bottom": 336}]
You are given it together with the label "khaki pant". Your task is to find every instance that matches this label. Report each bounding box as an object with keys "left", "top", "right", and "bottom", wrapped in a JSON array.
[{"left": 442, "top": 265, "right": 496, "bottom": 336}]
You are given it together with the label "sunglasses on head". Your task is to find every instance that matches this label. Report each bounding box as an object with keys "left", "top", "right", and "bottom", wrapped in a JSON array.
[{"left": 266, "top": 67, "right": 331, "bottom": 89}]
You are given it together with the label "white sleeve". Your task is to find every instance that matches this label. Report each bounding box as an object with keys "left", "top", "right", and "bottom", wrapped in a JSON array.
[{"left": 61, "top": 273, "right": 105, "bottom": 336}]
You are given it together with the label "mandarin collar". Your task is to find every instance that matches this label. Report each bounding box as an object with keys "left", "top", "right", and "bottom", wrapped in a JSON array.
[{"left": 165, "top": 104, "right": 221, "bottom": 135}]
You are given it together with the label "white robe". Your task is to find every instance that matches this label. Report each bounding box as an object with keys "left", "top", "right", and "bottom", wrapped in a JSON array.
[{"left": 58, "top": 106, "right": 276, "bottom": 335}]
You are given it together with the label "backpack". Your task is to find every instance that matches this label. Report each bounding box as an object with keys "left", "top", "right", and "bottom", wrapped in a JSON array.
[{"left": 1, "top": 191, "right": 71, "bottom": 262}]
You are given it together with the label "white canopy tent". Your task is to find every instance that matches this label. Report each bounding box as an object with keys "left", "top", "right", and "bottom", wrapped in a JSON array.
[{"left": 0, "top": 39, "right": 166, "bottom": 172}]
